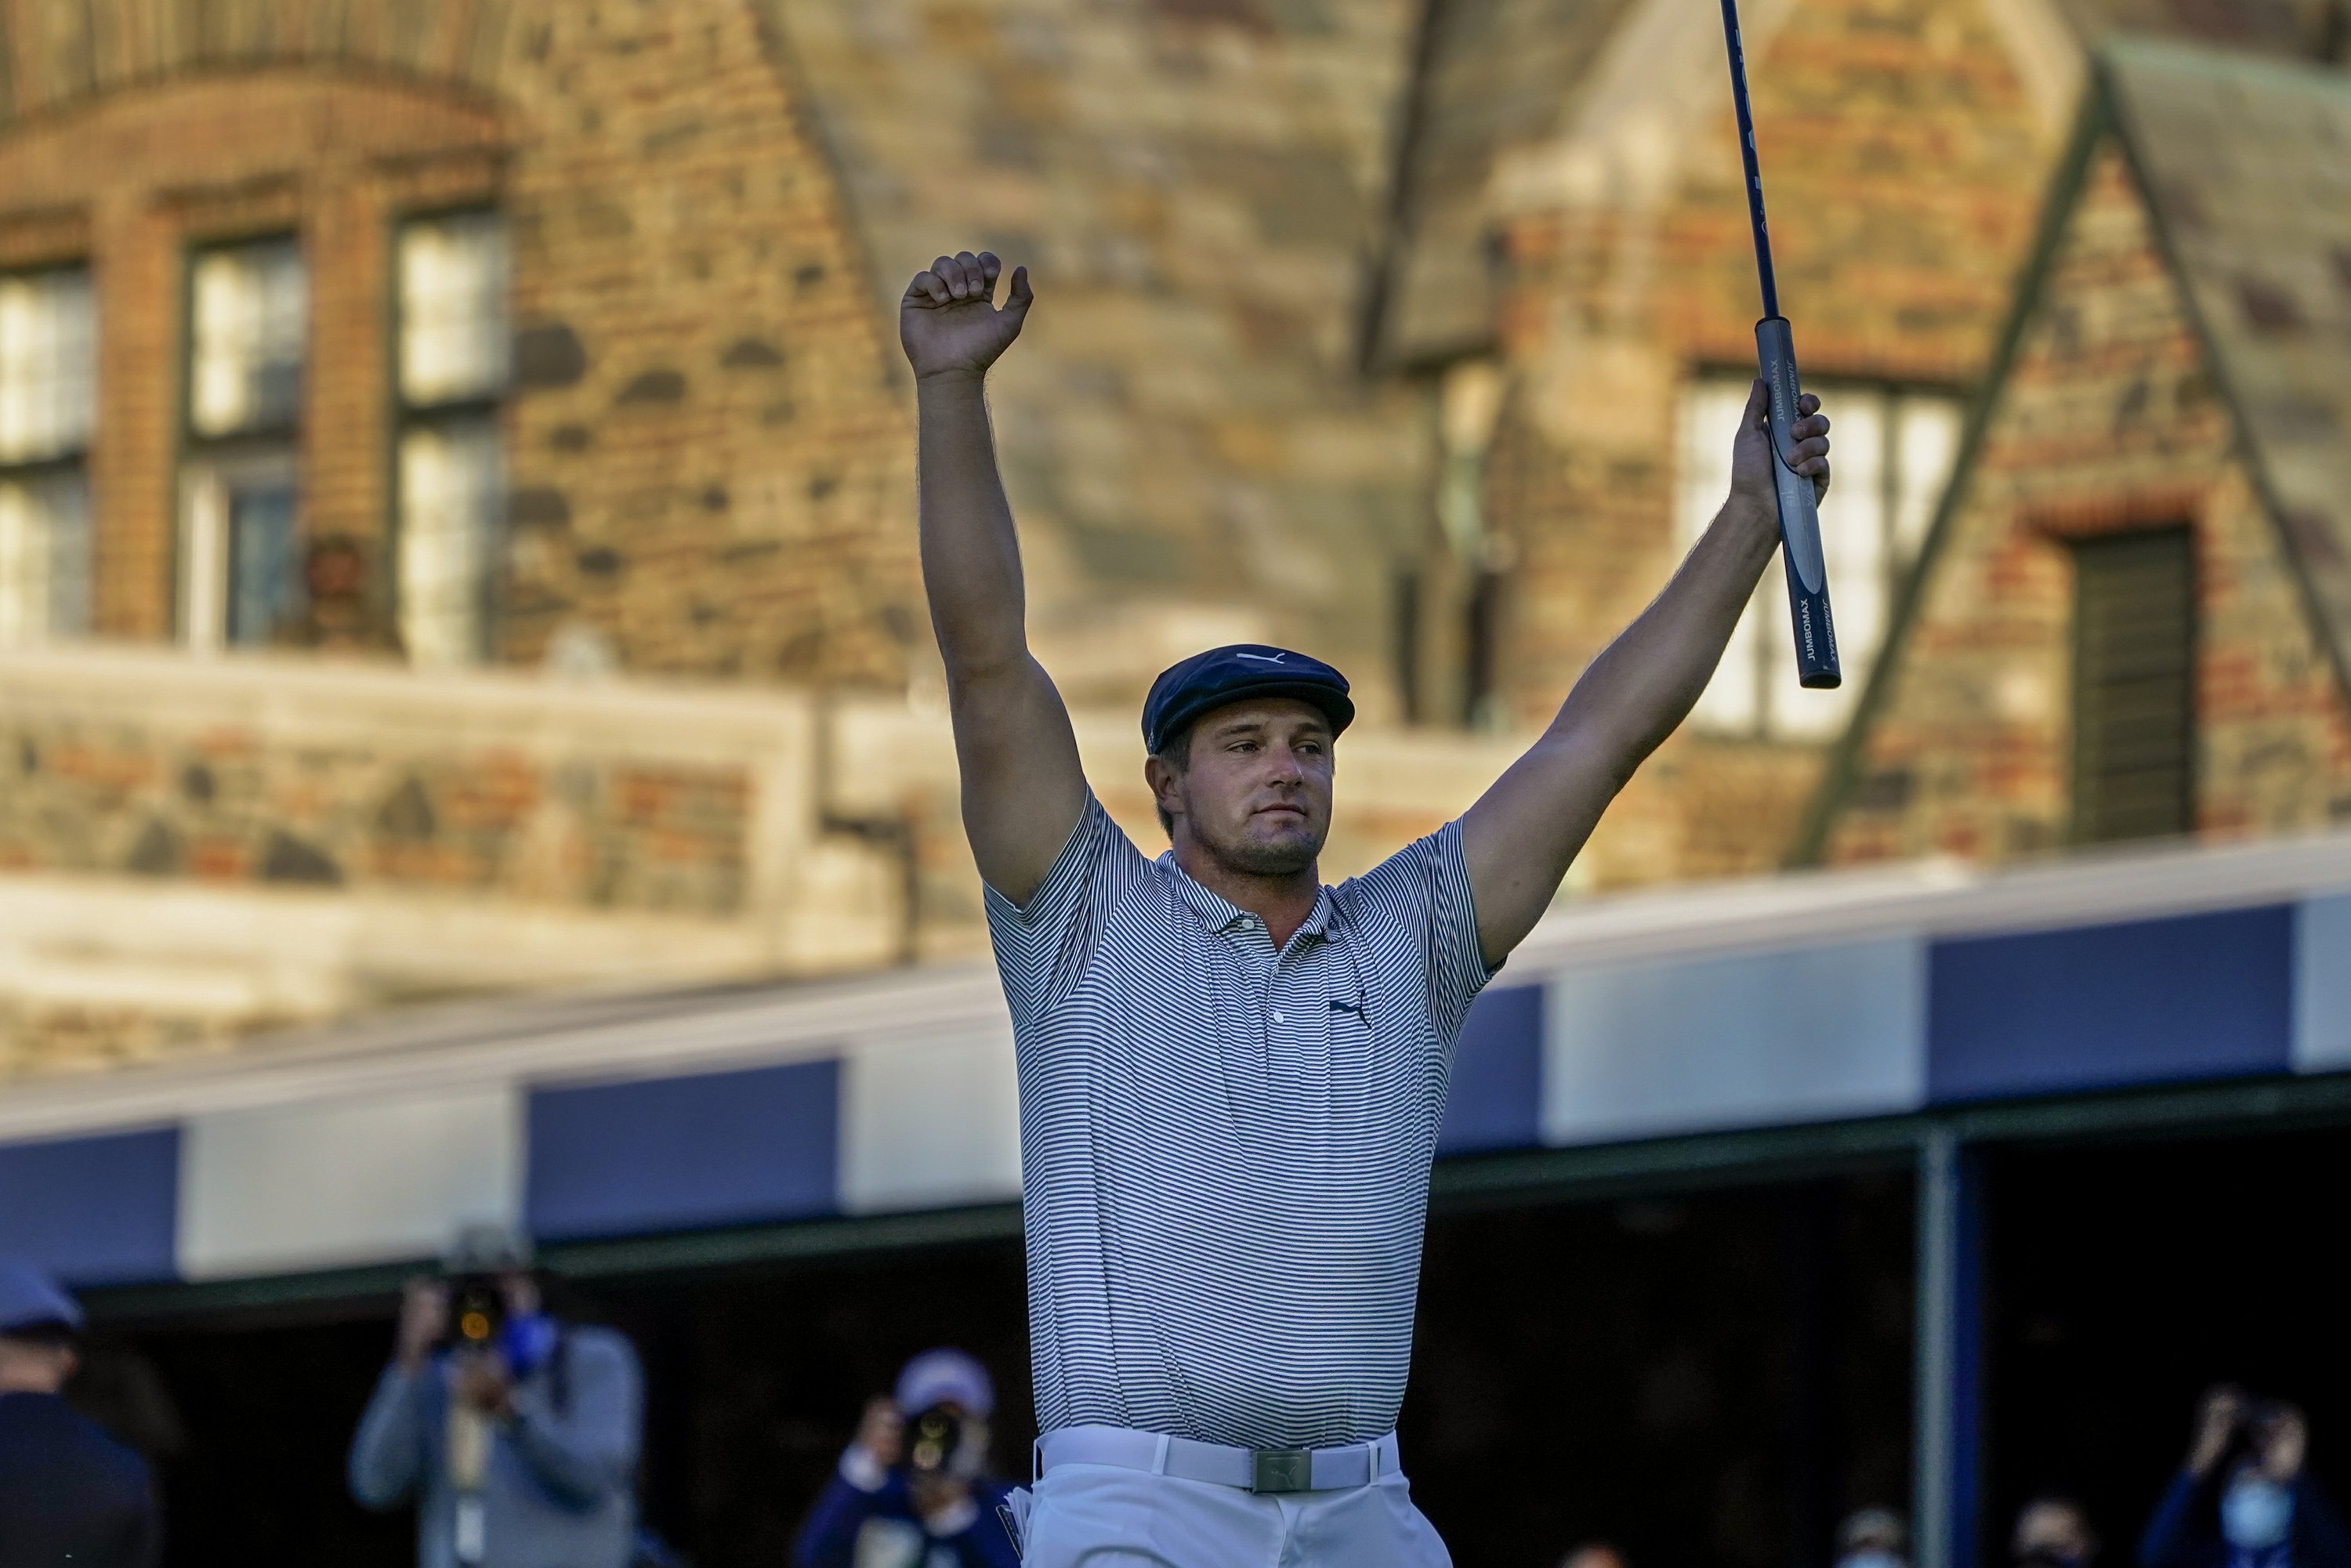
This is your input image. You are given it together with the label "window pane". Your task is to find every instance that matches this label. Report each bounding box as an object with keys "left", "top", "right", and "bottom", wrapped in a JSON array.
[
  {"left": 1893, "top": 396, "right": 1964, "bottom": 560},
  {"left": 0, "top": 472, "right": 92, "bottom": 644},
  {"left": 190, "top": 237, "right": 306, "bottom": 437},
  {"left": 400, "top": 212, "right": 509, "bottom": 407},
  {"left": 1675, "top": 375, "right": 1965, "bottom": 742},
  {"left": 1677, "top": 375, "right": 1763, "bottom": 733},
  {"left": 0, "top": 266, "right": 96, "bottom": 464},
  {"left": 399, "top": 419, "right": 502, "bottom": 666},
  {"left": 225, "top": 476, "right": 302, "bottom": 646}
]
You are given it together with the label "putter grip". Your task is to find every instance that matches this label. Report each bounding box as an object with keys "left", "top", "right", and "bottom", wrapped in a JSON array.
[{"left": 1755, "top": 316, "right": 1840, "bottom": 689}]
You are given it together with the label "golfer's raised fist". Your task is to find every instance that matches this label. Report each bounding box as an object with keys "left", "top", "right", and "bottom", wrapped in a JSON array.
[
  {"left": 1730, "top": 378, "right": 1831, "bottom": 512},
  {"left": 901, "top": 251, "right": 1031, "bottom": 382}
]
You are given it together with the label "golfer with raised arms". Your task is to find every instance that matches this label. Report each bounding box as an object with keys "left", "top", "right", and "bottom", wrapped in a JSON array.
[{"left": 904, "top": 251, "right": 1830, "bottom": 1567}]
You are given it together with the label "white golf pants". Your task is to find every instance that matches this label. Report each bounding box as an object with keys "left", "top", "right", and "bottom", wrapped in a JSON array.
[{"left": 1009, "top": 1463, "right": 1454, "bottom": 1568}]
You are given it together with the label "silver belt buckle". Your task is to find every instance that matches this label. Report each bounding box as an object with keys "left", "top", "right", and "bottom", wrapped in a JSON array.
[{"left": 1251, "top": 1447, "right": 1313, "bottom": 1494}]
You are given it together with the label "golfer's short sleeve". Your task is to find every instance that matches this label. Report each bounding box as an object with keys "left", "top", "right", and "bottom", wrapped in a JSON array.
[
  {"left": 982, "top": 791, "right": 1144, "bottom": 1027},
  {"left": 1346, "top": 817, "right": 1500, "bottom": 1051}
]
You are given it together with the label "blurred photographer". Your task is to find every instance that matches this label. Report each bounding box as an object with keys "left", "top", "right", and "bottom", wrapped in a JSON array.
[
  {"left": 0, "top": 1258, "right": 158, "bottom": 1568},
  {"left": 2140, "top": 1386, "right": 2351, "bottom": 1568},
  {"left": 348, "top": 1226, "right": 643, "bottom": 1568},
  {"left": 792, "top": 1349, "right": 1019, "bottom": 1568}
]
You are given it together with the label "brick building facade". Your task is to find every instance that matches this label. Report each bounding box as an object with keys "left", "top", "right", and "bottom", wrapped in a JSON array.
[
  {"left": 1375, "top": 0, "right": 2338, "bottom": 888},
  {"left": 1804, "top": 43, "right": 2351, "bottom": 864},
  {"left": 1, "top": 0, "right": 2343, "bottom": 1073},
  {"left": 0, "top": 0, "right": 915, "bottom": 683},
  {"left": 0, "top": 0, "right": 1468, "bottom": 1074}
]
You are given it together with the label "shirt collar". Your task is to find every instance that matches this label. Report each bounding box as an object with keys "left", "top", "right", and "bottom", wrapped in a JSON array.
[{"left": 1161, "top": 853, "right": 1339, "bottom": 942}]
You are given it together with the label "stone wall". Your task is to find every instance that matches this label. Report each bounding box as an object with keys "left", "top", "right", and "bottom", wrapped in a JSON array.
[
  {"left": 2, "top": 717, "right": 752, "bottom": 914},
  {"left": 0, "top": 644, "right": 905, "bottom": 1076},
  {"left": 496, "top": 1, "right": 915, "bottom": 684},
  {"left": 763, "top": 0, "right": 1438, "bottom": 714},
  {"left": 0, "top": 643, "right": 1520, "bottom": 1078},
  {"left": 1822, "top": 144, "right": 2351, "bottom": 864}
]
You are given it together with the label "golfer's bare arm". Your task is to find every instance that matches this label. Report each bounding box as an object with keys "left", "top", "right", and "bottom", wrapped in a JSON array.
[
  {"left": 901, "top": 252, "right": 1085, "bottom": 907},
  {"left": 1462, "top": 381, "right": 1831, "bottom": 967}
]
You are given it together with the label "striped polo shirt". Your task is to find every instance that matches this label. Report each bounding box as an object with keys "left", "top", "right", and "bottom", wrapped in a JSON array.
[{"left": 985, "top": 792, "right": 1495, "bottom": 1450}]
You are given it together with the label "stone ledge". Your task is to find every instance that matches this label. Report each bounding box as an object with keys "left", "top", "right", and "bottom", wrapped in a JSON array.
[
  {"left": 0, "top": 864, "right": 914, "bottom": 1081},
  {"left": 0, "top": 644, "right": 828, "bottom": 757}
]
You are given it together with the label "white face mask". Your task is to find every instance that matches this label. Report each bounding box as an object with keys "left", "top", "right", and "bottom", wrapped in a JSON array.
[
  {"left": 2222, "top": 1476, "right": 2295, "bottom": 1552},
  {"left": 1840, "top": 1552, "right": 1907, "bottom": 1568}
]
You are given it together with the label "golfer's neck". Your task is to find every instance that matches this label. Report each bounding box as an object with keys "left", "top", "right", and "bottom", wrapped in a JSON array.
[{"left": 1174, "top": 840, "right": 1320, "bottom": 947}]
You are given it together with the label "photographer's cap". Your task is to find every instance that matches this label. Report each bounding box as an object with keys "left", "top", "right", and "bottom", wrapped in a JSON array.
[
  {"left": 0, "top": 1257, "right": 82, "bottom": 1336},
  {"left": 896, "top": 1347, "right": 994, "bottom": 1418},
  {"left": 1142, "top": 645, "right": 1354, "bottom": 757},
  {"left": 443, "top": 1222, "right": 534, "bottom": 1275}
]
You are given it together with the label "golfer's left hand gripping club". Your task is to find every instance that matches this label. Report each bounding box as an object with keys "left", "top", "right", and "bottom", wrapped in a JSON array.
[{"left": 1720, "top": 0, "right": 1840, "bottom": 689}]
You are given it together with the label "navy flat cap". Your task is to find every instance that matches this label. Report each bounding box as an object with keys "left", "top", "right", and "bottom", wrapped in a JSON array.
[
  {"left": 1142, "top": 645, "right": 1354, "bottom": 756},
  {"left": 0, "top": 1257, "right": 82, "bottom": 1336}
]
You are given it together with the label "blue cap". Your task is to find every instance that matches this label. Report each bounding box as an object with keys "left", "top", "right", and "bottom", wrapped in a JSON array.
[
  {"left": 0, "top": 1257, "right": 82, "bottom": 1337},
  {"left": 895, "top": 1347, "right": 995, "bottom": 1418},
  {"left": 1142, "top": 645, "right": 1354, "bottom": 756}
]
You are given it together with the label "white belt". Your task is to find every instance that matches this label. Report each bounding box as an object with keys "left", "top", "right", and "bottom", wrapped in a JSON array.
[{"left": 1034, "top": 1425, "right": 1400, "bottom": 1494}]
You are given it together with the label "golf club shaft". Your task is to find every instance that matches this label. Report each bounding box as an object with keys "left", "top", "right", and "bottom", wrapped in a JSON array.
[
  {"left": 1719, "top": 0, "right": 1841, "bottom": 689},
  {"left": 1721, "top": 0, "right": 1780, "bottom": 320}
]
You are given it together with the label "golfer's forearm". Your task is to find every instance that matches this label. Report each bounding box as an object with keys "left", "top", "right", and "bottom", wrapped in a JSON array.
[
  {"left": 1555, "top": 496, "right": 1780, "bottom": 769},
  {"left": 917, "top": 371, "right": 1029, "bottom": 678},
  {"left": 1462, "top": 494, "right": 1779, "bottom": 954}
]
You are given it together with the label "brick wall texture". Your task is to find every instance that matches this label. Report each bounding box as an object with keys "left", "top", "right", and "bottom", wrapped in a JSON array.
[
  {"left": 1445, "top": 0, "right": 2067, "bottom": 884},
  {"left": 0, "top": 716, "right": 752, "bottom": 913},
  {"left": 763, "top": 0, "right": 1437, "bottom": 712},
  {"left": 0, "top": 0, "right": 1447, "bottom": 706},
  {"left": 1485, "top": 0, "right": 2062, "bottom": 718},
  {"left": 1823, "top": 143, "right": 2351, "bottom": 864},
  {"left": 0, "top": 0, "right": 916, "bottom": 686}
]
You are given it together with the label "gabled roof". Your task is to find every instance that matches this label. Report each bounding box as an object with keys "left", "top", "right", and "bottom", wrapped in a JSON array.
[
  {"left": 2053, "top": 0, "right": 2325, "bottom": 53},
  {"left": 1792, "top": 40, "right": 2351, "bottom": 863},
  {"left": 1373, "top": 0, "right": 2335, "bottom": 374},
  {"left": 2103, "top": 39, "right": 2351, "bottom": 687},
  {"left": 1372, "top": 0, "right": 1645, "bottom": 369}
]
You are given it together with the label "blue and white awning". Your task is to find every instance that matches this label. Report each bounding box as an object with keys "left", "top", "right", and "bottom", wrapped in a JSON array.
[{"left": 5, "top": 830, "right": 2349, "bottom": 1288}]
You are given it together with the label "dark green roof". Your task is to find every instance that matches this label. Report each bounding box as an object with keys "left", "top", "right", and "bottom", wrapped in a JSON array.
[
  {"left": 1371, "top": 0, "right": 1643, "bottom": 370},
  {"left": 2105, "top": 38, "right": 2351, "bottom": 690}
]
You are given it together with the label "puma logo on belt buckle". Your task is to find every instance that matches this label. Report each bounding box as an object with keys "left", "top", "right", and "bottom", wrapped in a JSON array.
[{"left": 1251, "top": 1449, "right": 1313, "bottom": 1494}]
